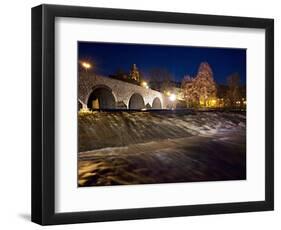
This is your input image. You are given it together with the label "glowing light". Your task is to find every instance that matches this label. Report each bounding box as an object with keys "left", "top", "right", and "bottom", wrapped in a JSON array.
[
  {"left": 169, "top": 94, "right": 176, "bottom": 102},
  {"left": 79, "top": 107, "right": 91, "bottom": 114},
  {"left": 209, "top": 99, "right": 217, "bottom": 107},
  {"left": 166, "top": 91, "right": 171, "bottom": 96},
  {"left": 141, "top": 81, "right": 149, "bottom": 89},
  {"left": 81, "top": 62, "right": 91, "bottom": 70},
  {"left": 141, "top": 81, "right": 147, "bottom": 87}
]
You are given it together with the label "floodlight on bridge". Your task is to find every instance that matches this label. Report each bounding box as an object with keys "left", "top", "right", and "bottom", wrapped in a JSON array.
[{"left": 169, "top": 94, "right": 176, "bottom": 102}]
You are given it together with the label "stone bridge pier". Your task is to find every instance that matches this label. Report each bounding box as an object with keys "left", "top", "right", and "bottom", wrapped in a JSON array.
[{"left": 78, "top": 74, "right": 168, "bottom": 110}]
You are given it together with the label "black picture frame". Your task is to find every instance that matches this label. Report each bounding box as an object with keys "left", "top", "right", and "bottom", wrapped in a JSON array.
[{"left": 31, "top": 4, "right": 274, "bottom": 225}]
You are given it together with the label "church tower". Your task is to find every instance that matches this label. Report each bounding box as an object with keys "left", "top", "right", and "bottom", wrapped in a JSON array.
[{"left": 129, "top": 64, "right": 140, "bottom": 82}]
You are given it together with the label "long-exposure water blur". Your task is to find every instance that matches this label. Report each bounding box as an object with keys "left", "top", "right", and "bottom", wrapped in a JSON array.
[{"left": 78, "top": 110, "right": 246, "bottom": 187}]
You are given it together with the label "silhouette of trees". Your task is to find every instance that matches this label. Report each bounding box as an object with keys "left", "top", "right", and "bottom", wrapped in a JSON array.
[
  {"left": 148, "top": 68, "right": 175, "bottom": 92},
  {"left": 226, "top": 73, "right": 241, "bottom": 107}
]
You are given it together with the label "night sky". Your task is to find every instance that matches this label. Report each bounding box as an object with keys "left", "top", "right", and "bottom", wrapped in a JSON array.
[{"left": 78, "top": 42, "right": 246, "bottom": 85}]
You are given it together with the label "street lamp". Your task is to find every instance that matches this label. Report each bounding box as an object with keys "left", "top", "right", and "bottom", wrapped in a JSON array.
[{"left": 81, "top": 61, "right": 91, "bottom": 71}]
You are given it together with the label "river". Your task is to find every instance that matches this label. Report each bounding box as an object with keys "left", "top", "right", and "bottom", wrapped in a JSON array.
[{"left": 78, "top": 110, "right": 246, "bottom": 187}]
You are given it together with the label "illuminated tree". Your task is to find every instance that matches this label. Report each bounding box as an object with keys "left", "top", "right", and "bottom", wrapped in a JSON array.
[
  {"left": 181, "top": 75, "right": 198, "bottom": 107},
  {"left": 181, "top": 62, "right": 217, "bottom": 108},
  {"left": 193, "top": 62, "right": 217, "bottom": 107}
]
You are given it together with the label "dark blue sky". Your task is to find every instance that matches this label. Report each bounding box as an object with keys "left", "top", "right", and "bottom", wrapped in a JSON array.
[{"left": 78, "top": 42, "right": 246, "bottom": 85}]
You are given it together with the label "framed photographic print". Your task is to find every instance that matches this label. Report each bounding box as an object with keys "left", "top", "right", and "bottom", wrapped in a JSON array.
[{"left": 31, "top": 4, "right": 274, "bottom": 225}]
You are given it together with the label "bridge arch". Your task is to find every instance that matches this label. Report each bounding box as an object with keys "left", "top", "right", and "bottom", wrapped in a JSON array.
[
  {"left": 128, "top": 93, "right": 145, "bottom": 109},
  {"left": 87, "top": 85, "right": 116, "bottom": 109},
  {"left": 152, "top": 97, "right": 162, "bottom": 109},
  {"left": 78, "top": 100, "right": 83, "bottom": 111}
]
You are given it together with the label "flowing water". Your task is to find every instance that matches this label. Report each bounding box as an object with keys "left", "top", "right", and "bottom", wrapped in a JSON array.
[{"left": 78, "top": 110, "right": 246, "bottom": 187}]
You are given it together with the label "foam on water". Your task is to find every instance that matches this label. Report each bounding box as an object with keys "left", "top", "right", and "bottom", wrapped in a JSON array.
[{"left": 78, "top": 111, "right": 246, "bottom": 152}]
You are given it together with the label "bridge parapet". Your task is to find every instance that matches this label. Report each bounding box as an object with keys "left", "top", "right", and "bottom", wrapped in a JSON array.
[{"left": 79, "top": 74, "right": 168, "bottom": 109}]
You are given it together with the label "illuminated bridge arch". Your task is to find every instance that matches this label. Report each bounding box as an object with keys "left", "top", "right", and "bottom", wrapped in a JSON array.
[
  {"left": 152, "top": 97, "right": 162, "bottom": 109},
  {"left": 128, "top": 93, "right": 145, "bottom": 109},
  {"left": 87, "top": 85, "right": 116, "bottom": 109}
]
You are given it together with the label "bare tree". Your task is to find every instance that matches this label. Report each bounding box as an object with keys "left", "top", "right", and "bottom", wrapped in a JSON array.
[
  {"left": 226, "top": 73, "right": 241, "bottom": 107},
  {"left": 148, "top": 68, "right": 174, "bottom": 92}
]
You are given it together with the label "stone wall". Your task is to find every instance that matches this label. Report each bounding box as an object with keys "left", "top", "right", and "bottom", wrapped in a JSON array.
[{"left": 79, "top": 74, "right": 168, "bottom": 109}]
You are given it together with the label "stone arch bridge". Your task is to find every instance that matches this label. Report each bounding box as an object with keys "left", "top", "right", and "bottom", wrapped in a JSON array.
[{"left": 78, "top": 75, "right": 168, "bottom": 110}]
